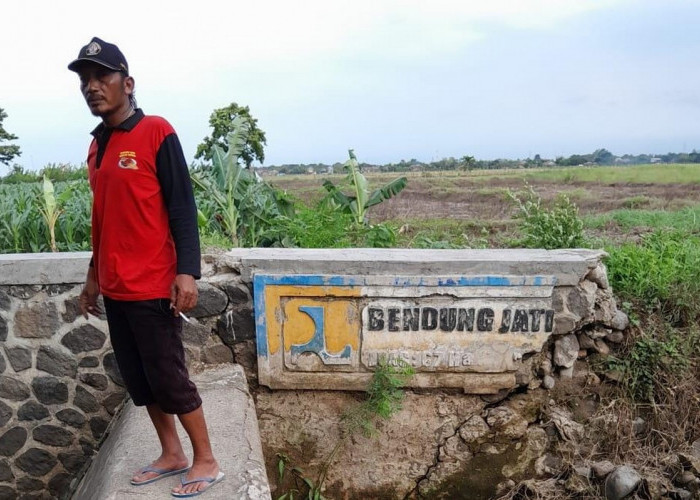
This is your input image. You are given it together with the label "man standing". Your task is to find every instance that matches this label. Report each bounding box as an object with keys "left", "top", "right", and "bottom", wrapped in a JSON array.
[{"left": 69, "top": 37, "right": 223, "bottom": 497}]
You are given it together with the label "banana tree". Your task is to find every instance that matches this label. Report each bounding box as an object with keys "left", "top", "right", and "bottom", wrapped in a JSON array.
[
  {"left": 322, "top": 150, "right": 407, "bottom": 226},
  {"left": 191, "top": 116, "right": 293, "bottom": 247}
]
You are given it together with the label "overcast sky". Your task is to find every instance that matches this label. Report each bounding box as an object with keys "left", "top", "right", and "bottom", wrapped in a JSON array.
[{"left": 1, "top": 0, "right": 699, "bottom": 173}]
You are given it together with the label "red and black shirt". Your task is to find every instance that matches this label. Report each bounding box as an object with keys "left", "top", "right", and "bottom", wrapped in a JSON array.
[{"left": 87, "top": 109, "right": 200, "bottom": 300}]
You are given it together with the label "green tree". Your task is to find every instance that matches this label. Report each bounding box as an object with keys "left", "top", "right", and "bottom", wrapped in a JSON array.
[
  {"left": 0, "top": 108, "right": 21, "bottom": 166},
  {"left": 195, "top": 103, "right": 266, "bottom": 167}
]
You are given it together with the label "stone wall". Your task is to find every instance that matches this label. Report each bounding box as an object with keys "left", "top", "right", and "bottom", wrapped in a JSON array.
[
  {"left": 0, "top": 253, "right": 253, "bottom": 500},
  {"left": 0, "top": 250, "right": 628, "bottom": 500}
]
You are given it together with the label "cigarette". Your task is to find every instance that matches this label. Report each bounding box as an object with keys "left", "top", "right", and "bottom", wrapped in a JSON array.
[{"left": 179, "top": 311, "right": 192, "bottom": 324}]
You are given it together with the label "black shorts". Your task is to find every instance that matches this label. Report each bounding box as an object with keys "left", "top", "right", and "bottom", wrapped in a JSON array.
[{"left": 103, "top": 297, "right": 202, "bottom": 415}]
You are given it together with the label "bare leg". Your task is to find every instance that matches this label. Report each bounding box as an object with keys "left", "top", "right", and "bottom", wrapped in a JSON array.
[
  {"left": 131, "top": 404, "right": 189, "bottom": 483},
  {"left": 171, "top": 406, "right": 220, "bottom": 495}
]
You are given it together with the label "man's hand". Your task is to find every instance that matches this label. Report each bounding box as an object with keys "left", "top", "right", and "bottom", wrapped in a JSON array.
[
  {"left": 79, "top": 267, "right": 102, "bottom": 319},
  {"left": 170, "top": 274, "right": 198, "bottom": 316}
]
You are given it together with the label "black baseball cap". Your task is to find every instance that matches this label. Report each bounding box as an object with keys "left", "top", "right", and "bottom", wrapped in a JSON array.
[{"left": 68, "top": 37, "right": 129, "bottom": 75}]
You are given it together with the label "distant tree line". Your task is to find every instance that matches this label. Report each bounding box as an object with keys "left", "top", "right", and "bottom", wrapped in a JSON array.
[{"left": 262, "top": 147, "right": 700, "bottom": 175}]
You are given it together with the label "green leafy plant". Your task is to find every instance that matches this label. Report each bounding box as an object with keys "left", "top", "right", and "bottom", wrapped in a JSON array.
[
  {"left": 606, "top": 229, "right": 700, "bottom": 324},
  {"left": 191, "top": 116, "right": 293, "bottom": 247},
  {"left": 507, "top": 183, "right": 584, "bottom": 249},
  {"left": 604, "top": 327, "right": 693, "bottom": 403},
  {"left": 321, "top": 150, "right": 407, "bottom": 226}
]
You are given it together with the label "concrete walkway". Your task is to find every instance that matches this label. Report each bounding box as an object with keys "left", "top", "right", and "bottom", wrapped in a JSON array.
[{"left": 71, "top": 364, "right": 271, "bottom": 500}]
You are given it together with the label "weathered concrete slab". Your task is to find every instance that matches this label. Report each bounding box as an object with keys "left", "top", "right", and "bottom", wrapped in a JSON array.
[
  {"left": 254, "top": 273, "right": 561, "bottom": 392},
  {"left": 71, "top": 364, "right": 271, "bottom": 500},
  {"left": 0, "top": 252, "right": 91, "bottom": 285},
  {"left": 224, "top": 248, "right": 606, "bottom": 287}
]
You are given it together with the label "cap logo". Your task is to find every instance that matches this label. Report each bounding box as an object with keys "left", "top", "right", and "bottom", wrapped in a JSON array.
[{"left": 86, "top": 41, "right": 102, "bottom": 56}]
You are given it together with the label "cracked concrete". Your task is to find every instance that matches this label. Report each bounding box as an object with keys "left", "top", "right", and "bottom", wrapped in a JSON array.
[{"left": 71, "top": 364, "right": 271, "bottom": 500}]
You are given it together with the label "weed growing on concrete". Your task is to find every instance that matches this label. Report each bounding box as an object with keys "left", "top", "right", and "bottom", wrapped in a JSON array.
[{"left": 273, "top": 359, "right": 414, "bottom": 500}]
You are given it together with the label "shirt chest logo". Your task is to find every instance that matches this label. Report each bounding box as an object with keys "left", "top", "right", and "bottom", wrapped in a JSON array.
[{"left": 118, "top": 151, "right": 139, "bottom": 170}]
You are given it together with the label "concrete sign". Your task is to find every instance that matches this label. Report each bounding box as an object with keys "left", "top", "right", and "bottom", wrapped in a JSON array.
[{"left": 254, "top": 274, "right": 556, "bottom": 392}]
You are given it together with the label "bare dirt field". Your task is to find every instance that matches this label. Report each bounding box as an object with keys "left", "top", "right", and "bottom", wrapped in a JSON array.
[{"left": 270, "top": 169, "right": 700, "bottom": 245}]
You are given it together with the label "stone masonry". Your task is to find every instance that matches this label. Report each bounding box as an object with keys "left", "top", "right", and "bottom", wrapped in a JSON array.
[
  {"left": 0, "top": 249, "right": 627, "bottom": 499},
  {"left": 0, "top": 253, "right": 254, "bottom": 500}
]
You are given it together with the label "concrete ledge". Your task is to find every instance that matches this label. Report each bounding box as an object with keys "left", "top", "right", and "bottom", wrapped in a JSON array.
[
  {"left": 71, "top": 364, "right": 271, "bottom": 500},
  {"left": 0, "top": 251, "right": 91, "bottom": 285},
  {"left": 222, "top": 248, "right": 606, "bottom": 286}
]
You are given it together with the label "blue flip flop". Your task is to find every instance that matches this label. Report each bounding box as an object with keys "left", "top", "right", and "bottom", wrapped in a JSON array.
[
  {"left": 130, "top": 465, "right": 190, "bottom": 486},
  {"left": 171, "top": 471, "right": 225, "bottom": 498}
]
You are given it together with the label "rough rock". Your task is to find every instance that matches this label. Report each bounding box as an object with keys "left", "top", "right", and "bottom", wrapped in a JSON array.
[
  {"left": 79, "top": 373, "right": 109, "bottom": 391},
  {"left": 102, "top": 391, "right": 126, "bottom": 415},
  {"left": 567, "top": 281, "right": 597, "bottom": 320},
  {"left": 459, "top": 415, "right": 490, "bottom": 442},
  {"left": 16, "top": 476, "right": 43, "bottom": 491},
  {"left": 586, "top": 264, "right": 610, "bottom": 289},
  {"left": 89, "top": 417, "right": 109, "bottom": 439},
  {"left": 0, "top": 486, "right": 17, "bottom": 500},
  {"left": 79, "top": 356, "right": 99, "bottom": 368},
  {"left": 223, "top": 281, "right": 251, "bottom": 304},
  {"left": 675, "top": 489, "right": 693, "bottom": 500},
  {"left": 0, "top": 460, "right": 15, "bottom": 481},
  {"left": 102, "top": 352, "right": 124, "bottom": 386},
  {"left": 559, "top": 366, "right": 574, "bottom": 379},
  {"left": 202, "top": 343, "right": 234, "bottom": 364},
  {"left": 0, "top": 375, "right": 31, "bottom": 400},
  {"left": 594, "top": 288, "right": 618, "bottom": 325},
  {"left": 61, "top": 296, "right": 82, "bottom": 323},
  {"left": 606, "top": 330, "right": 625, "bottom": 344},
  {"left": 18, "top": 401, "right": 49, "bottom": 421},
  {"left": 36, "top": 345, "right": 77, "bottom": 377},
  {"left": 189, "top": 282, "right": 228, "bottom": 318},
  {"left": 542, "top": 375, "right": 555, "bottom": 390},
  {"left": 0, "top": 289, "right": 10, "bottom": 311},
  {"left": 56, "top": 409, "right": 86, "bottom": 428},
  {"left": 677, "top": 471, "right": 696, "bottom": 485},
  {"left": 554, "top": 312, "right": 578, "bottom": 335},
  {"left": 32, "top": 377, "right": 68, "bottom": 405},
  {"left": 0, "top": 427, "right": 28, "bottom": 456},
  {"left": 58, "top": 451, "right": 88, "bottom": 473},
  {"left": 4, "top": 346, "right": 32, "bottom": 372},
  {"left": 574, "top": 465, "right": 591, "bottom": 478},
  {"left": 610, "top": 310, "right": 629, "bottom": 331},
  {"left": 48, "top": 472, "right": 72, "bottom": 498},
  {"left": 217, "top": 308, "right": 256, "bottom": 344},
  {"left": 74, "top": 386, "right": 100, "bottom": 413},
  {"left": 0, "top": 401, "right": 11, "bottom": 427},
  {"left": 594, "top": 339, "right": 610, "bottom": 355},
  {"left": 486, "top": 406, "right": 528, "bottom": 439},
  {"left": 33, "top": 425, "right": 74, "bottom": 447},
  {"left": 61, "top": 324, "right": 107, "bottom": 353},
  {"left": 605, "top": 465, "right": 641, "bottom": 500},
  {"left": 692, "top": 439, "right": 700, "bottom": 459},
  {"left": 13, "top": 302, "right": 60, "bottom": 338},
  {"left": 589, "top": 327, "right": 611, "bottom": 339},
  {"left": 577, "top": 333, "right": 596, "bottom": 350},
  {"left": 592, "top": 460, "right": 616, "bottom": 478},
  {"left": 0, "top": 316, "right": 6, "bottom": 342},
  {"left": 7, "top": 285, "right": 41, "bottom": 299},
  {"left": 181, "top": 321, "right": 211, "bottom": 346},
  {"left": 553, "top": 334, "right": 579, "bottom": 368}
]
